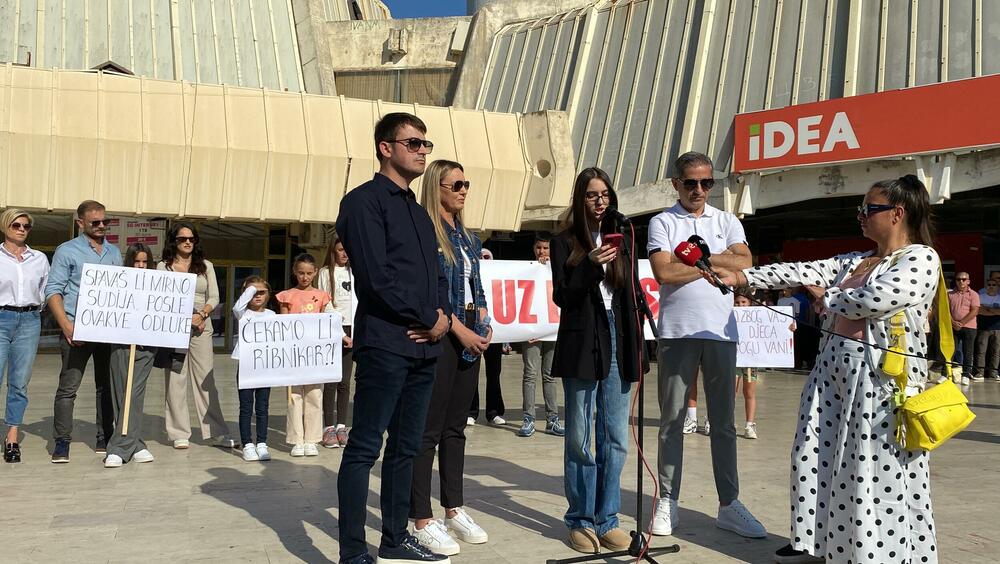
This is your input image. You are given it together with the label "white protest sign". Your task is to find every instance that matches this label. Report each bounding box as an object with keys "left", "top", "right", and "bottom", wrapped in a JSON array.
[
  {"left": 73, "top": 264, "right": 197, "bottom": 349},
  {"left": 734, "top": 306, "right": 795, "bottom": 368},
  {"left": 480, "top": 260, "right": 661, "bottom": 342},
  {"left": 238, "top": 313, "right": 345, "bottom": 389}
]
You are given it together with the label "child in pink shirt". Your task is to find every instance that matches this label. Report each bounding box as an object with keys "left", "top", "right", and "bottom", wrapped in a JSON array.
[{"left": 276, "top": 253, "right": 334, "bottom": 457}]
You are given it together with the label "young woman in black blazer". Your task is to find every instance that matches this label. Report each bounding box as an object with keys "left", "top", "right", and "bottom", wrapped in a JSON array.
[{"left": 550, "top": 167, "right": 649, "bottom": 554}]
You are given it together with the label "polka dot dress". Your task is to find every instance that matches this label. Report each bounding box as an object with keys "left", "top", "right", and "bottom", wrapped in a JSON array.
[
  {"left": 743, "top": 245, "right": 942, "bottom": 564},
  {"left": 790, "top": 341, "right": 936, "bottom": 563}
]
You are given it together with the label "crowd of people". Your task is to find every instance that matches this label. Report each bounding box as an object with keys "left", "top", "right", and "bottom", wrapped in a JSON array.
[{"left": 0, "top": 111, "right": 974, "bottom": 564}]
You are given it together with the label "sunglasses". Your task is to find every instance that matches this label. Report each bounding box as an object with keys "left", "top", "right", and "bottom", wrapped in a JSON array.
[
  {"left": 86, "top": 219, "right": 109, "bottom": 228},
  {"left": 9, "top": 221, "right": 32, "bottom": 231},
  {"left": 175, "top": 236, "right": 197, "bottom": 244},
  {"left": 390, "top": 138, "right": 434, "bottom": 153},
  {"left": 680, "top": 178, "right": 715, "bottom": 190},
  {"left": 440, "top": 180, "right": 471, "bottom": 192},
  {"left": 857, "top": 203, "right": 897, "bottom": 218}
]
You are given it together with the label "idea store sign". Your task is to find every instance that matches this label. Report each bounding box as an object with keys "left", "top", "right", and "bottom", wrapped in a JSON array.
[{"left": 733, "top": 74, "right": 1000, "bottom": 172}]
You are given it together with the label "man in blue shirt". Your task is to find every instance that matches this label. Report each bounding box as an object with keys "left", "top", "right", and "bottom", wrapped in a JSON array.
[
  {"left": 335, "top": 113, "right": 452, "bottom": 564},
  {"left": 45, "top": 200, "right": 123, "bottom": 463}
]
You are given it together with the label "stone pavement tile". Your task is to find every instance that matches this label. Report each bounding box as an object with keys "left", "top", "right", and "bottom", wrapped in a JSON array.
[{"left": 6, "top": 354, "right": 999, "bottom": 563}]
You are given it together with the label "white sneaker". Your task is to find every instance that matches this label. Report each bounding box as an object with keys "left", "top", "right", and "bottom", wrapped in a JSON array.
[
  {"left": 744, "top": 422, "right": 758, "bottom": 440},
  {"left": 682, "top": 416, "right": 697, "bottom": 434},
  {"left": 445, "top": 507, "right": 488, "bottom": 544},
  {"left": 242, "top": 444, "right": 260, "bottom": 461},
  {"left": 651, "top": 497, "right": 678, "bottom": 536},
  {"left": 466, "top": 417, "right": 476, "bottom": 426},
  {"left": 489, "top": 415, "right": 506, "bottom": 426},
  {"left": 702, "top": 419, "right": 711, "bottom": 436},
  {"left": 256, "top": 443, "right": 271, "bottom": 461},
  {"left": 717, "top": 499, "right": 767, "bottom": 538},
  {"left": 304, "top": 443, "right": 319, "bottom": 456},
  {"left": 172, "top": 439, "right": 189, "bottom": 449},
  {"left": 413, "top": 520, "right": 461, "bottom": 556},
  {"left": 290, "top": 443, "right": 305, "bottom": 457},
  {"left": 104, "top": 454, "right": 123, "bottom": 468},
  {"left": 133, "top": 449, "right": 155, "bottom": 463}
]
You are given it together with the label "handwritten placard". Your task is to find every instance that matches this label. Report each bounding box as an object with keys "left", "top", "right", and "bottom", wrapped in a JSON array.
[
  {"left": 734, "top": 306, "right": 795, "bottom": 368},
  {"left": 238, "top": 313, "right": 345, "bottom": 389},
  {"left": 73, "top": 264, "right": 197, "bottom": 349}
]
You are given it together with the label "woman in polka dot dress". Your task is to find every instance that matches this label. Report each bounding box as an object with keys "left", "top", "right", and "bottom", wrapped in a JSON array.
[{"left": 707, "top": 175, "right": 941, "bottom": 564}]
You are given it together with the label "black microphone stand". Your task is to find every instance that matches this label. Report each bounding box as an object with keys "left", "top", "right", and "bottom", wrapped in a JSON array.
[{"left": 547, "top": 218, "right": 680, "bottom": 564}]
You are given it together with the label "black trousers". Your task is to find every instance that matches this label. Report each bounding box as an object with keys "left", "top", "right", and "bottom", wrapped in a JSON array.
[
  {"left": 324, "top": 326, "right": 353, "bottom": 427},
  {"left": 53, "top": 339, "right": 114, "bottom": 444},
  {"left": 469, "top": 343, "right": 504, "bottom": 420},
  {"left": 411, "top": 334, "right": 481, "bottom": 518}
]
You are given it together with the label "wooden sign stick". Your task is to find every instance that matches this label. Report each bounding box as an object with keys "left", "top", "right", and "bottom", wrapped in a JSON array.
[{"left": 121, "top": 344, "right": 137, "bottom": 436}]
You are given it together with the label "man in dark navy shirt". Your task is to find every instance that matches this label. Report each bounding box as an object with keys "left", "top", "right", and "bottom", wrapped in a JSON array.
[{"left": 336, "top": 113, "right": 452, "bottom": 564}]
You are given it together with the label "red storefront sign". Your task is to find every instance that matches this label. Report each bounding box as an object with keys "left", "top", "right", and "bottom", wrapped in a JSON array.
[{"left": 733, "top": 74, "right": 1000, "bottom": 172}]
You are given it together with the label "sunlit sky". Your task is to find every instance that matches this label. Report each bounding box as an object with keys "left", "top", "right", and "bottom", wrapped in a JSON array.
[{"left": 381, "top": 0, "right": 468, "bottom": 19}]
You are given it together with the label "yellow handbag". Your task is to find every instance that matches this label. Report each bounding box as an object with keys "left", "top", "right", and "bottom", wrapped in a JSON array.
[{"left": 883, "top": 269, "right": 975, "bottom": 451}]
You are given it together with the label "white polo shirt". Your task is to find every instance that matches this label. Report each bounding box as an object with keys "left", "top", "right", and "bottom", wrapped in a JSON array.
[{"left": 647, "top": 202, "right": 747, "bottom": 342}]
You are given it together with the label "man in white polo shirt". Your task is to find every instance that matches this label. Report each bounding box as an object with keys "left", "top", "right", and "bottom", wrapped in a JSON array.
[{"left": 646, "top": 152, "right": 766, "bottom": 539}]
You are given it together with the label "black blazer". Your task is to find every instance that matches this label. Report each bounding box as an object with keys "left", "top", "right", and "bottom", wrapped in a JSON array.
[{"left": 549, "top": 230, "right": 650, "bottom": 383}]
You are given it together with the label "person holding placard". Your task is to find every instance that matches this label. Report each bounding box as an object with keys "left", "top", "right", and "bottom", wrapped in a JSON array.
[
  {"left": 317, "top": 236, "right": 354, "bottom": 449},
  {"left": 158, "top": 222, "right": 236, "bottom": 450},
  {"left": 232, "top": 276, "right": 275, "bottom": 462},
  {"left": 276, "top": 253, "right": 335, "bottom": 458},
  {"left": 104, "top": 244, "right": 158, "bottom": 468},
  {"left": 46, "top": 200, "right": 122, "bottom": 463},
  {"left": 409, "top": 160, "right": 492, "bottom": 556},
  {"left": 0, "top": 209, "right": 49, "bottom": 463},
  {"left": 707, "top": 175, "right": 941, "bottom": 564},
  {"left": 732, "top": 293, "right": 759, "bottom": 440}
]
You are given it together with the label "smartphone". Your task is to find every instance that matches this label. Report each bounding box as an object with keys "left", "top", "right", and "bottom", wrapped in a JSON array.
[{"left": 603, "top": 233, "right": 623, "bottom": 250}]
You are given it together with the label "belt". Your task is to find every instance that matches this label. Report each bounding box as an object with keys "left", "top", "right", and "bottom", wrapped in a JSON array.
[{"left": 0, "top": 305, "right": 39, "bottom": 313}]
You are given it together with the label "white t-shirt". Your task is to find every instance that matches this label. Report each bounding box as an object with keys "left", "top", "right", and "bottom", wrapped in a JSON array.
[
  {"left": 647, "top": 202, "right": 747, "bottom": 342},
  {"left": 318, "top": 265, "right": 354, "bottom": 326},
  {"left": 460, "top": 245, "right": 474, "bottom": 306},
  {"left": 593, "top": 232, "right": 614, "bottom": 311}
]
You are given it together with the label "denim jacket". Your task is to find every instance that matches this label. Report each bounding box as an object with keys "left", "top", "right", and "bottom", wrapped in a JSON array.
[{"left": 439, "top": 219, "right": 487, "bottom": 327}]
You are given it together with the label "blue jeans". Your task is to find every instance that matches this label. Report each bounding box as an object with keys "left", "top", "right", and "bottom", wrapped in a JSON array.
[
  {"left": 0, "top": 309, "right": 40, "bottom": 427},
  {"left": 337, "top": 347, "right": 437, "bottom": 561},
  {"left": 562, "top": 310, "right": 633, "bottom": 535}
]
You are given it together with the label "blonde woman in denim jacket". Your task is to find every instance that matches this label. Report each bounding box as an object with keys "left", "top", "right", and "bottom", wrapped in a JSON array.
[{"left": 409, "top": 159, "right": 492, "bottom": 556}]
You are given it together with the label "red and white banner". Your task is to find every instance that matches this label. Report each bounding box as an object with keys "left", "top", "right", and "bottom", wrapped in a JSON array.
[
  {"left": 480, "top": 260, "right": 658, "bottom": 342},
  {"left": 733, "top": 74, "right": 1000, "bottom": 172},
  {"left": 480, "top": 261, "right": 794, "bottom": 367}
]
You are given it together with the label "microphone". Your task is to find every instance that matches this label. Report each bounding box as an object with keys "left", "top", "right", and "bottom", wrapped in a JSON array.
[
  {"left": 688, "top": 235, "right": 711, "bottom": 261},
  {"left": 673, "top": 242, "right": 730, "bottom": 295},
  {"left": 605, "top": 206, "right": 631, "bottom": 225}
]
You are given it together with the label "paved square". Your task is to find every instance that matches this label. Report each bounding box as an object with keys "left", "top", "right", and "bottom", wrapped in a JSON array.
[{"left": 3, "top": 354, "right": 998, "bottom": 563}]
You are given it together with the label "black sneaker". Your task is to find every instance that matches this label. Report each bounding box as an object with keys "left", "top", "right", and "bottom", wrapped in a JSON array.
[
  {"left": 95, "top": 440, "right": 107, "bottom": 454},
  {"left": 3, "top": 441, "right": 20, "bottom": 463},
  {"left": 378, "top": 534, "right": 450, "bottom": 563},
  {"left": 51, "top": 440, "right": 70, "bottom": 463},
  {"left": 339, "top": 554, "right": 374, "bottom": 564},
  {"left": 774, "top": 544, "right": 824, "bottom": 564}
]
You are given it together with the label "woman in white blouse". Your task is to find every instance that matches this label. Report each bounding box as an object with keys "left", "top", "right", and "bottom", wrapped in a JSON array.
[
  {"left": 708, "top": 176, "right": 941, "bottom": 564},
  {"left": 0, "top": 209, "right": 49, "bottom": 463}
]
